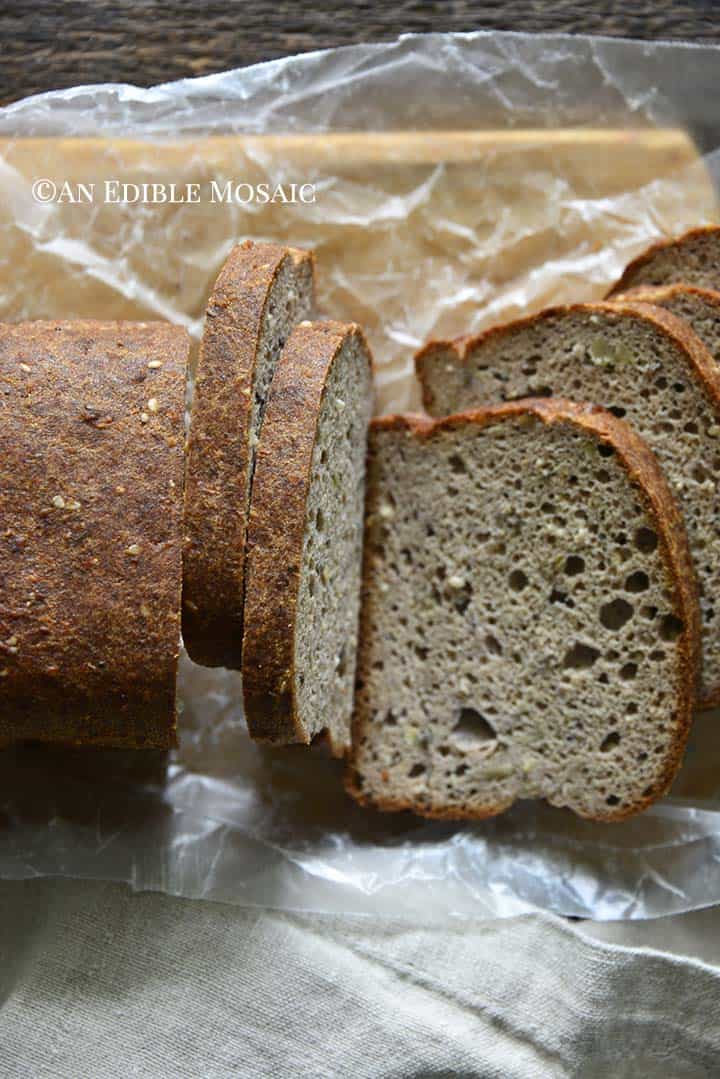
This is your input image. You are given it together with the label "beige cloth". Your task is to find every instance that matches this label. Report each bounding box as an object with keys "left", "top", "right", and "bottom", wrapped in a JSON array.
[{"left": 1, "top": 878, "right": 719, "bottom": 1078}]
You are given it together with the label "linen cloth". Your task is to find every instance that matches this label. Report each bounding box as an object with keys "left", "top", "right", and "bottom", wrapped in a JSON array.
[{"left": 1, "top": 879, "right": 719, "bottom": 1078}]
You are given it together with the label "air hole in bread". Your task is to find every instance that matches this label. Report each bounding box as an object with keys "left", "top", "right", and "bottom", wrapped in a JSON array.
[
  {"left": 620, "top": 662, "right": 638, "bottom": 680},
  {"left": 485, "top": 634, "right": 502, "bottom": 655},
  {"left": 625, "top": 571, "right": 650, "bottom": 593},
  {"left": 563, "top": 641, "right": 600, "bottom": 669},
  {"left": 606, "top": 794, "right": 620, "bottom": 806},
  {"left": 609, "top": 405, "right": 627, "bottom": 418},
  {"left": 449, "top": 453, "right": 468, "bottom": 475},
  {"left": 600, "top": 731, "right": 621, "bottom": 752},
  {"left": 660, "top": 614, "right": 684, "bottom": 641},
  {"left": 408, "top": 763, "right": 426, "bottom": 778},
  {"left": 452, "top": 708, "right": 497, "bottom": 751},
  {"left": 597, "top": 443, "right": 614, "bottom": 458},
  {"left": 509, "top": 569, "right": 528, "bottom": 592},
  {"left": 600, "top": 598, "right": 634, "bottom": 630},
  {"left": 564, "top": 555, "right": 585, "bottom": 576},
  {"left": 634, "top": 528, "right": 660, "bottom": 556}
]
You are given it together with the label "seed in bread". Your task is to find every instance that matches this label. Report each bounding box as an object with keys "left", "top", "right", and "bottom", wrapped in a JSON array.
[
  {"left": 183, "top": 241, "right": 315, "bottom": 669},
  {"left": 242, "top": 321, "right": 374, "bottom": 756},
  {"left": 416, "top": 300, "right": 720, "bottom": 706},
  {"left": 347, "top": 400, "right": 699, "bottom": 821},
  {"left": 0, "top": 320, "right": 189, "bottom": 749},
  {"left": 607, "top": 225, "right": 720, "bottom": 295}
]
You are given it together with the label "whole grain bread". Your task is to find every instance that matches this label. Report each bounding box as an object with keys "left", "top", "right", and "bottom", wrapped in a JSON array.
[
  {"left": 183, "top": 241, "right": 315, "bottom": 669},
  {"left": 347, "top": 400, "right": 699, "bottom": 821},
  {"left": 0, "top": 320, "right": 189, "bottom": 749},
  {"left": 611, "top": 283, "right": 720, "bottom": 372},
  {"left": 607, "top": 226, "right": 720, "bottom": 295},
  {"left": 242, "top": 321, "right": 374, "bottom": 756},
  {"left": 415, "top": 300, "right": 720, "bottom": 706}
]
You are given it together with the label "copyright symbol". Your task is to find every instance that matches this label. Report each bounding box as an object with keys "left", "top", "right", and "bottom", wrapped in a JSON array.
[{"left": 32, "top": 179, "right": 57, "bottom": 203}]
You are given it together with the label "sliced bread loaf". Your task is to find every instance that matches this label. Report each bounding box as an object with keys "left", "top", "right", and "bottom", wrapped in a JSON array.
[
  {"left": 416, "top": 301, "right": 720, "bottom": 706},
  {"left": 347, "top": 400, "right": 699, "bottom": 821},
  {"left": 611, "top": 284, "right": 720, "bottom": 372},
  {"left": 183, "top": 241, "right": 315, "bottom": 669},
  {"left": 607, "top": 226, "right": 720, "bottom": 295},
  {"left": 242, "top": 321, "right": 374, "bottom": 755},
  {"left": 0, "top": 320, "right": 189, "bottom": 749}
]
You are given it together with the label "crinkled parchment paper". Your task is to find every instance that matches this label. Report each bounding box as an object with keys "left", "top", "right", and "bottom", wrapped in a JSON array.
[{"left": 2, "top": 31, "right": 720, "bottom": 920}]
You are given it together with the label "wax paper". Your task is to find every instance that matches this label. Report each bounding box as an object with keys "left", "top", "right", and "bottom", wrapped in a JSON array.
[{"left": 2, "top": 31, "right": 720, "bottom": 921}]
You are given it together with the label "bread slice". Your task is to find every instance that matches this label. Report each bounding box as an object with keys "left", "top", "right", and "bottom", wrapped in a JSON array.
[
  {"left": 611, "top": 284, "right": 720, "bottom": 372},
  {"left": 242, "top": 321, "right": 374, "bottom": 756},
  {"left": 607, "top": 226, "right": 720, "bottom": 295},
  {"left": 0, "top": 320, "right": 189, "bottom": 749},
  {"left": 416, "top": 300, "right": 720, "bottom": 706},
  {"left": 183, "top": 241, "right": 316, "bottom": 669},
  {"left": 347, "top": 400, "right": 699, "bottom": 821}
]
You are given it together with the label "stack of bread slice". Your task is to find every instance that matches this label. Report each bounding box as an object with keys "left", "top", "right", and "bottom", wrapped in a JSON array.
[
  {"left": 2, "top": 227, "right": 718, "bottom": 827},
  {"left": 349, "top": 225, "right": 720, "bottom": 821}
]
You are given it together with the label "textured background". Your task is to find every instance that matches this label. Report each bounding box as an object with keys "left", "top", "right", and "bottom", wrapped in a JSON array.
[{"left": 1, "top": 1, "right": 719, "bottom": 104}]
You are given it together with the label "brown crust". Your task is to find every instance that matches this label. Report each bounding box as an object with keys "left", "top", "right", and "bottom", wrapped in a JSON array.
[
  {"left": 611, "top": 283, "right": 720, "bottom": 312},
  {"left": 346, "top": 398, "right": 701, "bottom": 823},
  {"left": 606, "top": 226, "right": 720, "bottom": 297},
  {"left": 242, "top": 321, "right": 373, "bottom": 756},
  {"left": 415, "top": 299, "right": 720, "bottom": 708},
  {"left": 0, "top": 320, "right": 189, "bottom": 749},
  {"left": 182, "top": 241, "right": 315, "bottom": 669}
]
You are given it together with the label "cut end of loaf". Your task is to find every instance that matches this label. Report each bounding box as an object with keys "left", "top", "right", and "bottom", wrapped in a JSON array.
[{"left": 347, "top": 401, "right": 698, "bottom": 822}]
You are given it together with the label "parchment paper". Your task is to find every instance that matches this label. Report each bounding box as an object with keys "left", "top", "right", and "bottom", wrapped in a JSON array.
[{"left": 2, "top": 31, "right": 720, "bottom": 921}]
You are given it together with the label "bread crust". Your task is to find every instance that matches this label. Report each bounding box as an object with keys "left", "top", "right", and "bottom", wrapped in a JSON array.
[
  {"left": 242, "top": 321, "right": 373, "bottom": 756},
  {"left": 610, "top": 282, "right": 720, "bottom": 311},
  {"left": 182, "top": 241, "right": 315, "bottom": 669},
  {"left": 415, "top": 299, "right": 720, "bottom": 708},
  {"left": 346, "top": 398, "right": 700, "bottom": 822},
  {"left": 0, "top": 320, "right": 189, "bottom": 749},
  {"left": 605, "top": 225, "right": 720, "bottom": 296}
]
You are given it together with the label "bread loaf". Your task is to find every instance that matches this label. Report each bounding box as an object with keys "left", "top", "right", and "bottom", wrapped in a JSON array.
[
  {"left": 416, "top": 301, "right": 720, "bottom": 706},
  {"left": 243, "top": 321, "right": 374, "bottom": 755},
  {"left": 183, "top": 241, "right": 315, "bottom": 669},
  {"left": 347, "top": 400, "right": 699, "bottom": 821},
  {"left": 0, "top": 320, "right": 189, "bottom": 748}
]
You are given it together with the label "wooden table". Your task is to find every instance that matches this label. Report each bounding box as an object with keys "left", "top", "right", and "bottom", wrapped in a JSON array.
[{"left": 1, "top": 2, "right": 718, "bottom": 105}]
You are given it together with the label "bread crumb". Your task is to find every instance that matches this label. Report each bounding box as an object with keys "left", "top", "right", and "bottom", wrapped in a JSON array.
[
  {"left": 379, "top": 502, "right": 395, "bottom": 521},
  {"left": 448, "top": 574, "right": 466, "bottom": 589},
  {"left": 147, "top": 360, "right": 163, "bottom": 369},
  {"left": 19, "top": 363, "right": 31, "bottom": 373},
  {"left": 140, "top": 412, "right": 149, "bottom": 424},
  {"left": 147, "top": 398, "right": 159, "bottom": 413},
  {"left": 51, "top": 495, "right": 65, "bottom": 509},
  {"left": 125, "top": 543, "right": 141, "bottom": 556}
]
